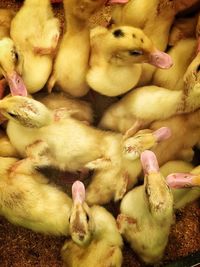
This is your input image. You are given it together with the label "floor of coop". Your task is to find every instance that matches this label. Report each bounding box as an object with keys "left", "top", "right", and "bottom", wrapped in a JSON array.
[{"left": 0, "top": 0, "right": 200, "bottom": 266}]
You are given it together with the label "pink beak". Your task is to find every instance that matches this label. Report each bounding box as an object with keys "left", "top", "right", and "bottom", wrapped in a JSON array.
[
  {"left": 166, "top": 173, "right": 197, "bottom": 188},
  {"left": 149, "top": 50, "right": 173, "bottom": 69},
  {"left": 6, "top": 72, "right": 28, "bottom": 96},
  {"left": 72, "top": 180, "right": 86, "bottom": 204},
  {"left": 140, "top": 150, "right": 159, "bottom": 175}
]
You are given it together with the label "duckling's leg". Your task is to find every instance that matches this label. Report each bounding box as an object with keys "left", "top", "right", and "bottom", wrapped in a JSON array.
[
  {"left": 117, "top": 214, "right": 138, "bottom": 234},
  {"left": 123, "top": 120, "right": 150, "bottom": 139},
  {"left": 0, "top": 78, "right": 7, "bottom": 99},
  {"left": 114, "top": 172, "right": 129, "bottom": 201},
  {"left": 25, "top": 140, "right": 52, "bottom": 168},
  {"left": 84, "top": 157, "right": 111, "bottom": 170},
  {"left": 47, "top": 73, "right": 56, "bottom": 93}
]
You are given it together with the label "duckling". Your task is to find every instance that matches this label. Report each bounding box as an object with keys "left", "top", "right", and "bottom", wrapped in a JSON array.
[
  {"left": 153, "top": 38, "right": 197, "bottom": 91},
  {"left": 111, "top": 0, "right": 176, "bottom": 85},
  {"left": 0, "top": 157, "right": 93, "bottom": 246},
  {"left": 160, "top": 161, "right": 200, "bottom": 209},
  {"left": 0, "top": 129, "right": 19, "bottom": 157},
  {"left": 117, "top": 150, "right": 174, "bottom": 264},
  {"left": 10, "top": 0, "right": 60, "bottom": 94},
  {"left": 168, "top": 15, "right": 198, "bottom": 46},
  {"left": 35, "top": 92, "right": 94, "bottom": 124},
  {"left": 99, "top": 51, "right": 200, "bottom": 136},
  {"left": 0, "top": 9, "right": 27, "bottom": 97},
  {"left": 86, "top": 26, "right": 173, "bottom": 96},
  {"left": 150, "top": 108, "right": 200, "bottom": 165},
  {"left": 61, "top": 205, "right": 123, "bottom": 267},
  {"left": 0, "top": 95, "right": 158, "bottom": 175},
  {"left": 48, "top": 0, "right": 107, "bottom": 97},
  {"left": 86, "top": 127, "right": 171, "bottom": 205}
]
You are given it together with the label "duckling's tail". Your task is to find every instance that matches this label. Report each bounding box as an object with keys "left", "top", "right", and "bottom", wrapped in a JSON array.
[{"left": 47, "top": 73, "right": 56, "bottom": 93}]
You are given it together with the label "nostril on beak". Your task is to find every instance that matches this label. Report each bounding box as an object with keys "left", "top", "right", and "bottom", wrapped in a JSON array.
[{"left": 196, "top": 64, "right": 200, "bottom": 72}]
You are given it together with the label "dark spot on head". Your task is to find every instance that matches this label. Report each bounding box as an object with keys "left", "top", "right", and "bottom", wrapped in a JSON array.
[
  {"left": 129, "top": 50, "right": 143, "bottom": 56},
  {"left": 113, "top": 29, "right": 124, "bottom": 38},
  {"left": 196, "top": 64, "right": 200, "bottom": 72},
  {"left": 140, "top": 38, "right": 144, "bottom": 43},
  {"left": 132, "top": 34, "right": 136, "bottom": 38}
]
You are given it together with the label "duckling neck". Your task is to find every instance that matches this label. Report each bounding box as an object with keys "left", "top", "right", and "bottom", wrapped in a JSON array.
[
  {"left": 66, "top": 14, "right": 88, "bottom": 34},
  {"left": 144, "top": 173, "right": 173, "bottom": 219}
]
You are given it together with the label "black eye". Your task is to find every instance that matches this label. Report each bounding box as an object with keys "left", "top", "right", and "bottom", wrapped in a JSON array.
[
  {"left": 7, "top": 112, "right": 17, "bottom": 118},
  {"left": 113, "top": 29, "right": 124, "bottom": 38},
  {"left": 196, "top": 64, "right": 200, "bottom": 72},
  {"left": 129, "top": 50, "right": 143, "bottom": 56},
  {"left": 14, "top": 52, "right": 19, "bottom": 61}
]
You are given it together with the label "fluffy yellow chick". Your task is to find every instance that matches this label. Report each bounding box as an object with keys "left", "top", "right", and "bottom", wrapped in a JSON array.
[
  {"left": 99, "top": 50, "right": 200, "bottom": 136},
  {"left": 0, "top": 158, "right": 94, "bottom": 246},
  {"left": 61, "top": 205, "right": 123, "bottom": 267},
  {"left": 35, "top": 91, "right": 94, "bottom": 124},
  {"left": 150, "top": 109, "right": 200, "bottom": 164},
  {"left": 117, "top": 150, "right": 174, "bottom": 264},
  {"left": 48, "top": 0, "right": 107, "bottom": 97},
  {"left": 160, "top": 160, "right": 200, "bottom": 210},
  {"left": 111, "top": 0, "right": 176, "bottom": 84},
  {"left": 0, "top": 9, "right": 27, "bottom": 97},
  {"left": 10, "top": 0, "right": 60, "bottom": 94},
  {"left": 86, "top": 26, "right": 172, "bottom": 96},
  {"left": 0, "top": 95, "right": 159, "bottom": 176},
  {"left": 153, "top": 38, "right": 197, "bottom": 91},
  {"left": 86, "top": 127, "right": 171, "bottom": 205}
]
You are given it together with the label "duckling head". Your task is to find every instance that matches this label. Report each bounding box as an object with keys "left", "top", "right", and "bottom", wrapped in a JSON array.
[
  {"left": 0, "top": 37, "right": 27, "bottom": 96},
  {"left": 69, "top": 181, "right": 94, "bottom": 247},
  {"left": 140, "top": 150, "right": 173, "bottom": 215},
  {"left": 106, "top": 26, "right": 173, "bottom": 69},
  {"left": 0, "top": 96, "right": 52, "bottom": 128},
  {"left": 123, "top": 127, "right": 171, "bottom": 160}
]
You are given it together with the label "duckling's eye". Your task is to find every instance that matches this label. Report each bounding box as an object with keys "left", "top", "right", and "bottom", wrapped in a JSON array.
[
  {"left": 11, "top": 50, "right": 19, "bottom": 62},
  {"left": 129, "top": 50, "right": 143, "bottom": 56},
  {"left": 7, "top": 112, "right": 18, "bottom": 118},
  {"left": 86, "top": 214, "right": 90, "bottom": 222},
  {"left": 196, "top": 64, "right": 200, "bottom": 72},
  {"left": 113, "top": 29, "right": 124, "bottom": 38}
]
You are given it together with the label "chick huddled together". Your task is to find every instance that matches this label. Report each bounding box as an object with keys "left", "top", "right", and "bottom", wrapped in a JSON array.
[{"left": 0, "top": 0, "right": 200, "bottom": 266}]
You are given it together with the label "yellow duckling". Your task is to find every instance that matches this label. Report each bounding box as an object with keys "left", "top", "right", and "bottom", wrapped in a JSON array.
[
  {"left": 153, "top": 38, "right": 197, "bottom": 91},
  {"left": 86, "top": 127, "right": 171, "bottom": 205},
  {"left": 48, "top": 0, "right": 107, "bottom": 97},
  {"left": 99, "top": 50, "right": 200, "bottom": 136},
  {"left": 0, "top": 129, "right": 19, "bottom": 157},
  {"left": 35, "top": 91, "right": 94, "bottom": 124},
  {"left": 61, "top": 205, "right": 123, "bottom": 267},
  {"left": 111, "top": 0, "right": 176, "bottom": 84},
  {"left": 0, "top": 157, "right": 93, "bottom": 246},
  {"left": 160, "top": 160, "right": 200, "bottom": 210},
  {"left": 0, "top": 9, "right": 27, "bottom": 97},
  {"left": 150, "top": 108, "right": 200, "bottom": 165},
  {"left": 10, "top": 0, "right": 60, "bottom": 94},
  {"left": 117, "top": 150, "right": 174, "bottom": 264},
  {"left": 86, "top": 26, "right": 172, "bottom": 96}
]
